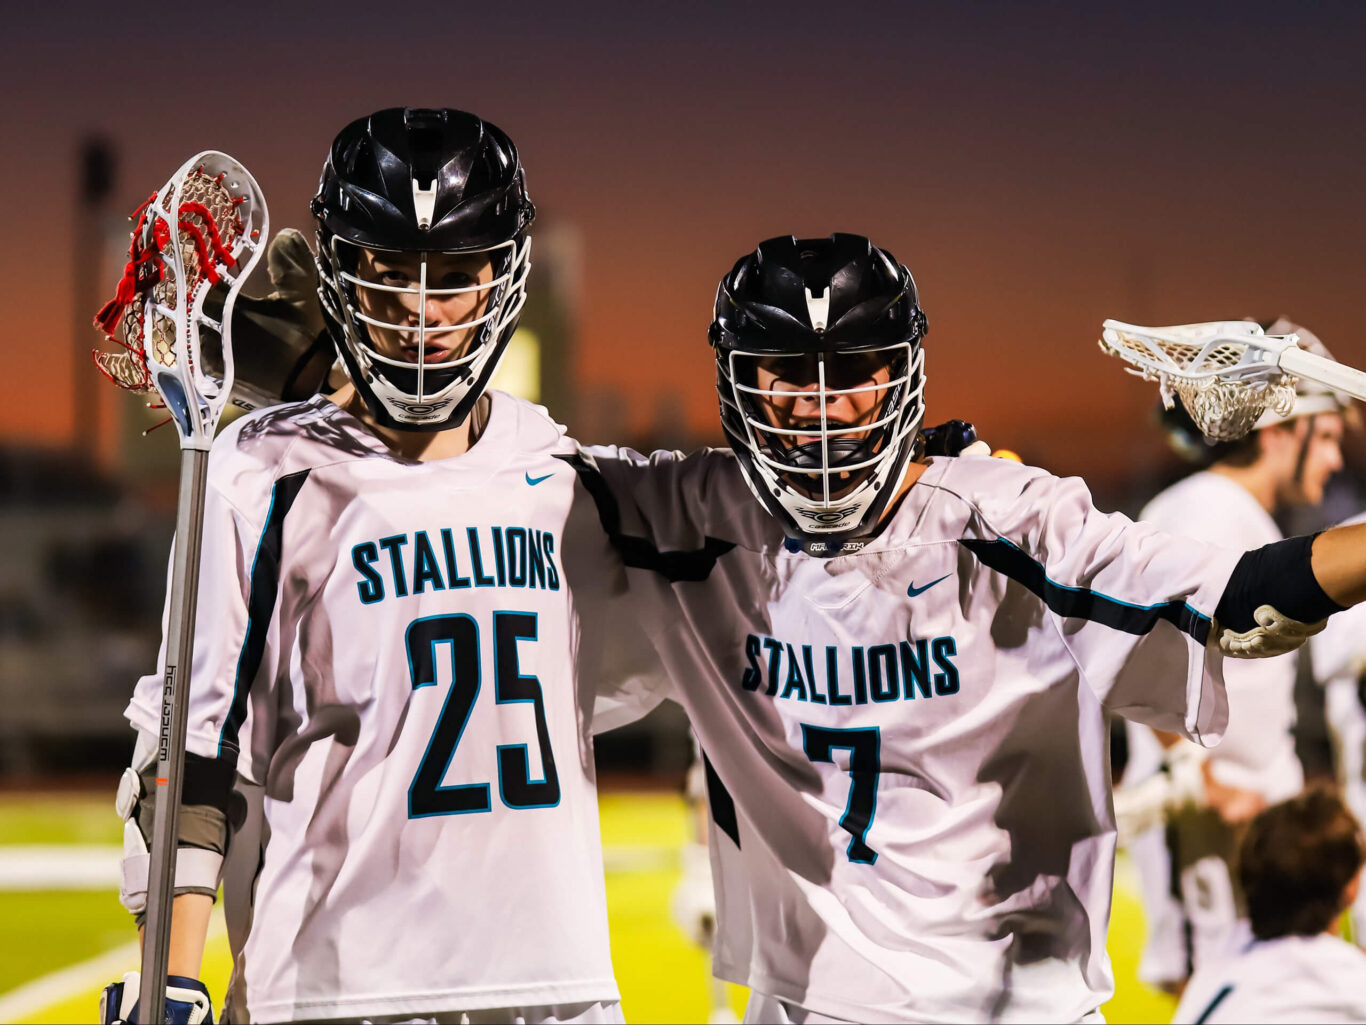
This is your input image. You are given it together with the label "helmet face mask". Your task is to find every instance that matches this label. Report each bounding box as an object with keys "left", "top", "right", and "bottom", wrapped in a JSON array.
[
  {"left": 312, "top": 107, "right": 535, "bottom": 431},
  {"left": 319, "top": 234, "right": 531, "bottom": 428},
  {"left": 711, "top": 234, "right": 928, "bottom": 555},
  {"left": 726, "top": 342, "right": 922, "bottom": 515}
]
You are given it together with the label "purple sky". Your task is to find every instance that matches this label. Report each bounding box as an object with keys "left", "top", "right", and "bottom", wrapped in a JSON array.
[{"left": 5, "top": 1, "right": 1365, "bottom": 494}]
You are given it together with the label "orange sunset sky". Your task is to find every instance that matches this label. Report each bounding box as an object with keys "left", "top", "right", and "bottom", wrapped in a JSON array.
[{"left": 4, "top": 1, "right": 1365, "bottom": 502}]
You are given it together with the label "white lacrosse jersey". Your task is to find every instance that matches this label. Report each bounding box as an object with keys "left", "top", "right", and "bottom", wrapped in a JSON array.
[
  {"left": 582, "top": 448, "right": 1240, "bottom": 1023},
  {"left": 126, "top": 393, "right": 654, "bottom": 1023},
  {"left": 1138, "top": 470, "right": 1302, "bottom": 799},
  {"left": 1172, "top": 933, "right": 1366, "bottom": 1023}
]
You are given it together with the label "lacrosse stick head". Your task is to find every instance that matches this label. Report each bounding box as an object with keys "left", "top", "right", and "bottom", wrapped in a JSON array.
[
  {"left": 1099, "top": 319, "right": 1301, "bottom": 442},
  {"left": 93, "top": 152, "right": 268, "bottom": 448}
]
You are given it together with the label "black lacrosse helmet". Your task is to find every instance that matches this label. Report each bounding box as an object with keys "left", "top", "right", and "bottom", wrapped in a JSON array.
[
  {"left": 312, "top": 107, "right": 535, "bottom": 431},
  {"left": 711, "top": 233, "right": 928, "bottom": 555}
]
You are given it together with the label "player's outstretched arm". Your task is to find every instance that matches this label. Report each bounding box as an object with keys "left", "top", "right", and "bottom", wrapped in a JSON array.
[
  {"left": 1311, "top": 522, "right": 1366, "bottom": 609},
  {"left": 1214, "top": 524, "right": 1366, "bottom": 658}
]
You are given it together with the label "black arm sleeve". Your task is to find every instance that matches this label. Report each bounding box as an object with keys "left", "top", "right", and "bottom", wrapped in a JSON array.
[{"left": 1214, "top": 533, "right": 1346, "bottom": 633}]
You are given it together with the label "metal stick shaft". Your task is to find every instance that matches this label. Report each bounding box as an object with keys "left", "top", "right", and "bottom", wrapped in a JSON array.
[
  {"left": 139, "top": 447, "right": 209, "bottom": 1025},
  {"left": 1280, "top": 346, "right": 1366, "bottom": 403}
]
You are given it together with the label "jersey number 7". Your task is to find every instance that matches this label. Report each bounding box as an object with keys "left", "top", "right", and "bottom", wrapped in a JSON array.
[
  {"left": 406, "top": 611, "right": 561, "bottom": 817},
  {"left": 800, "top": 724, "right": 881, "bottom": 865}
]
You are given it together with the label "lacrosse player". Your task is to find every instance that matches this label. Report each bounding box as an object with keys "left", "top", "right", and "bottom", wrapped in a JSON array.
[
  {"left": 104, "top": 107, "right": 661, "bottom": 1025},
  {"left": 1308, "top": 527, "right": 1366, "bottom": 945},
  {"left": 569, "top": 234, "right": 1366, "bottom": 1023},
  {"left": 1172, "top": 787, "right": 1366, "bottom": 1023},
  {"left": 1116, "top": 332, "right": 1350, "bottom": 990}
]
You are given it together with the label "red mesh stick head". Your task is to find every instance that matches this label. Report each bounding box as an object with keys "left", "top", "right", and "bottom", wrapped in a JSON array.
[{"left": 93, "top": 168, "right": 248, "bottom": 393}]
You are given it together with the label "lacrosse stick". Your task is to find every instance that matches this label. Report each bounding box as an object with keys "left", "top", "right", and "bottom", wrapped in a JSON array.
[
  {"left": 93, "top": 151, "right": 266, "bottom": 1024},
  {"left": 1099, "top": 319, "right": 1366, "bottom": 441}
]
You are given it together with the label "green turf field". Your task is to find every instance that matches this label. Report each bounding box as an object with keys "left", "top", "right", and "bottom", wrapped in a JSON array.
[{"left": 0, "top": 791, "right": 1174, "bottom": 1024}]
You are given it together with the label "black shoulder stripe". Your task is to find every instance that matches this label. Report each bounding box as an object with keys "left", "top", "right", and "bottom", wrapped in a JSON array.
[
  {"left": 556, "top": 452, "right": 734, "bottom": 583},
  {"left": 218, "top": 469, "right": 312, "bottom": 759},
  {"left": 960, "top": 536, "right": 1211, "bottom": 645},
  {"left": 1194, "top": 984, "right": 1235, "bottom": 1025},
  {"left": 702, "top": 753, "right": 740, "bottom": 849}
]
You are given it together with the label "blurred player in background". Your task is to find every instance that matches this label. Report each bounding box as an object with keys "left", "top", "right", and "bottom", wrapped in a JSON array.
[
  {"left": 104, "top": 107, "right": 659, "bottom": 1024},
  {"left": 579, "top": 237, "right": 1366, "bottom": 1022},
  {"left": 1116, "top": 324, "right": 1352, "bottom": 992},
  {"left": 1309, "top": 529, "right": 1366, "bottom": 945},
  {"left": 1171, "top": 787, "right": 1366, "bottom": 1022}
]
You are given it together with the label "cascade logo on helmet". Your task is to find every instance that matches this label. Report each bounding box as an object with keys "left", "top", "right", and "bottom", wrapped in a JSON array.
[
  {"left": 710, "top": 233, "right": 928, "bottom": 557},
  {"left": 798, "top": 508, "right": 856, "bottom": 524},
  {"left": 312, "top": 107, "right": 536, "bottom": 432}
]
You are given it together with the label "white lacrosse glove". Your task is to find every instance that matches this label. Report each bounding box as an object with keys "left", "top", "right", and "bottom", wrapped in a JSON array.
[
  {"left": 672, "top": 842, "right": 717, "bottom": 948},
  {"left": 1113, "top": 741, "right": 1207, "bottom": 844},
  {"left": 100, "top": 971, "right": 215, "bottom": 1025},
  {"left": 1219, "top": 604, "right": 1327, "bottom": 658}
]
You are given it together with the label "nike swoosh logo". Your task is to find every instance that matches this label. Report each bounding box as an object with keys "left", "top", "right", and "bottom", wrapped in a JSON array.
[
  {"left": 907, "top": 574, "right": 950, "bottom": 598},
  {"left": 525, "top": 472, "right": 554, "bottom": 486}
]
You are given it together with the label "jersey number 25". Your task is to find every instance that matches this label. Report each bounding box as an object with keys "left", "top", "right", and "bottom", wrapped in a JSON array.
[{"left": 406, "top": 611, "right": 560, "bottom": 817}]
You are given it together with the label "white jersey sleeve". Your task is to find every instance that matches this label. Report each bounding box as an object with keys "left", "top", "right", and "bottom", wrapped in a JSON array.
[
  {"left": 1137, "top": 471, "right": 1300, "bottom": 798},
  {"left": 578, "top": 449, "right": 1241, "bottom": 1023},
  {"left": 127, "top": 426, "right": 290, "bottom": 776},
  {"left": 945, "top": 459, "right": 1235, "bottom": 742}
]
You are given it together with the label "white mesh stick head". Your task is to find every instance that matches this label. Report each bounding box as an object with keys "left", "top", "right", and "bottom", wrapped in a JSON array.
[{"left": 1099, "top": 319, "right": 1301, "bottom": 441}]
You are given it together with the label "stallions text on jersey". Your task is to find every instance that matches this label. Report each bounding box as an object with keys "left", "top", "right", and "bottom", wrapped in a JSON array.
[
  {"left": 125, "top": 393, "right": 652, "bottom": 1023},
  {"left": 585, "top": 449, "right": 1241, "bottom": 1024}
]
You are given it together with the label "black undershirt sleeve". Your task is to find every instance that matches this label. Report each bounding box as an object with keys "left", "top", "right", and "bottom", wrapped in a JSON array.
[{"left": 1214, "top": 533, "right": 1346, "bottom": 633}]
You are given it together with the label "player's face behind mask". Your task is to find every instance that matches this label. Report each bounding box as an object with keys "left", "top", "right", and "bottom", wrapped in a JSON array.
[
  {"left": 739, "top": 345, "right": 913, "bottom": 504},
  {"left": 326, "top": 237, "right": 525, "bottom": 428}
]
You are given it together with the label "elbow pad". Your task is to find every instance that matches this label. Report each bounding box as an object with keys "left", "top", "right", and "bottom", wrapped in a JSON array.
[{"left": 117, "top": 733, "right": 232, "bottom": 916}]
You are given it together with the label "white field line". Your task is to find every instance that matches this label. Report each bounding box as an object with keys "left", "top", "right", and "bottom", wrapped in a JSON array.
[
  {"left": 0, "top": 843, "right": 673, "bottom": 1020},
  {"left": 0, "top": 845, "right": 121, "bottom": 890},
  {"left": 0, "top": 913, "right": 227, "bottom": 1023},
  {"left": 0, "top": 843, "right": 676, "bottom": 888}
]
